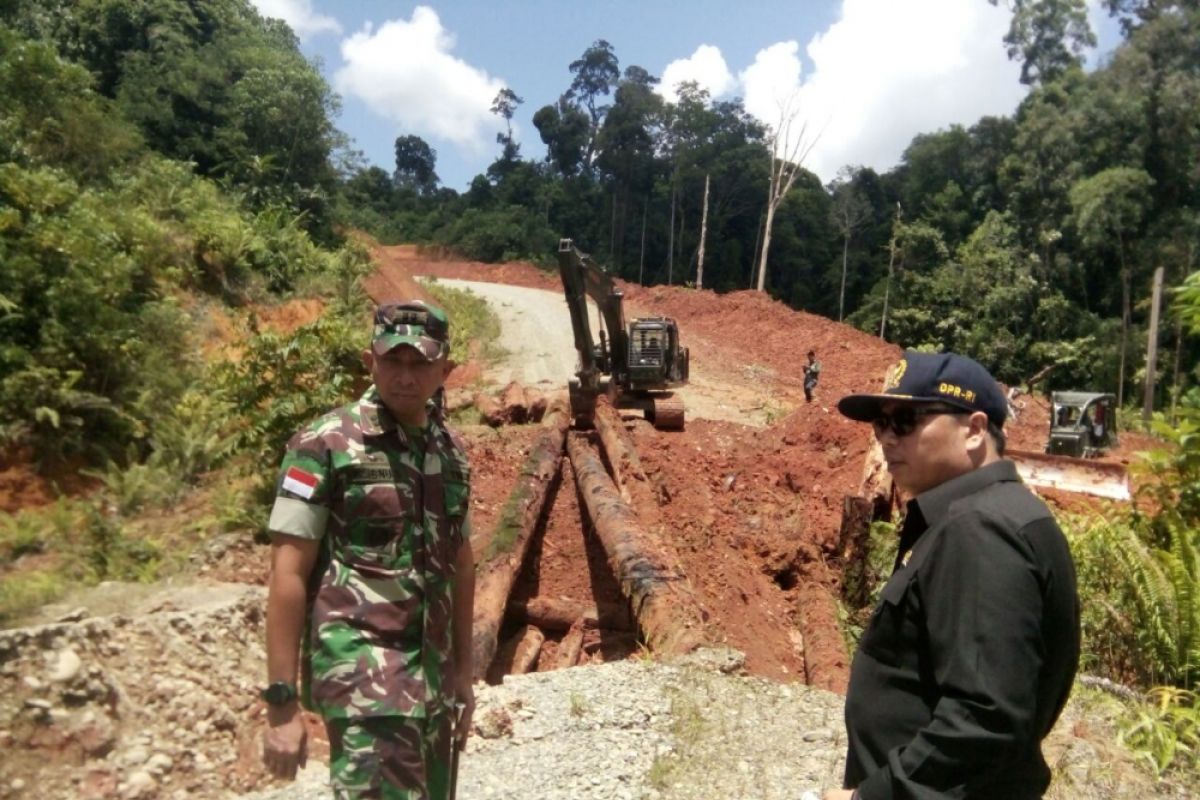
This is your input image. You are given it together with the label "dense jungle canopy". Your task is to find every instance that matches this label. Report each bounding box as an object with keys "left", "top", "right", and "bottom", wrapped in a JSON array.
[{"left": 1, "top": 0, "right": 1199, "bottom": 472}]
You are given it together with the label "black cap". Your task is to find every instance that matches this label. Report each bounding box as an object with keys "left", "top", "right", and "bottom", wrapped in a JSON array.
[{"left": 837, "top": 351, "right": 1007, "bottom": 428}]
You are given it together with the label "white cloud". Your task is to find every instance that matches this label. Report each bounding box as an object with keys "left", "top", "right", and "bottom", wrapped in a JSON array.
[
  {"left": 657, "top": 45, "right": 737, "bottom": 100},
  {"left": 664, "top": 0, "right": 1026, "bottom": 183},
  {"left": 785, "top": 0, "right": 1026, "bottom": 182},
  {"left": 333, "top": 7, "right": 506, "bottom": 156},
  {"left": 738, "top": 41, "right": 805, "bottom": 140},
  {"left": 250, "top": 0, "right": 340, "bottom": 39}
]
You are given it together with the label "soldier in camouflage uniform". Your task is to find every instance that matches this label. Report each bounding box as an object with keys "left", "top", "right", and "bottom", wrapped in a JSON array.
[{"left": 261, "top": 300, "right": 475, "bottom": 800}]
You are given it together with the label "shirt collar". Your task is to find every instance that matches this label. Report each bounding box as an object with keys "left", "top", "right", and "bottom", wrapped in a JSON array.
[
  {"left": 356, "top": 386, "right": 394, "bottom": 437},
  {"left": 913, "top": 459, "right": 1020, "bottom": 529},
  {"left": 356, "top": 386, "right": 437, "bottom": 442}
]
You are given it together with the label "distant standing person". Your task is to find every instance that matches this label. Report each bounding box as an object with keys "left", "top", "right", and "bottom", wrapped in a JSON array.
[
  {"left": 261, "top": 301, "right": 475, "bottom": 800},
  {"left": 804, "top": 350, "right": 822, "bottom": 402},
  {"left": 824, "top": 351, "right": 1079, "bottom": 800}
]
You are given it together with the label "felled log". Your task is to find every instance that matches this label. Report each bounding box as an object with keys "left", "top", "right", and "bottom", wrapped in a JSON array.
[
  {"left": 567, "top": 434, "right": 705, "bottom": 655},
  {"left": 837, "top": 496, "right": 877, "bottom": 610},
  {"left": 486, "top": 625, "right": 544, "bottom": 682},
  {"left": 594, "top": 398, "right": 667, "bottom": 513},
  {"left": 500, "top": 381, "right": 528, "bottom": 424},
  {"left": 556, "top": 620, "right": 586, "bottom": 669},
  {"left": 507, "top": 596, "right": 632, "bottom": 632},
  {"left": 796, "top": 582, "right": 849, "bottom": 694},
  {"left": 471, "top": 396, "right": 570, "bottom": 681},
  {"left": 524, "top": 387, "right": 548, "bottom": 423},
  {"left": 474, "top": 392, "right": 505, "bottom": 427}
]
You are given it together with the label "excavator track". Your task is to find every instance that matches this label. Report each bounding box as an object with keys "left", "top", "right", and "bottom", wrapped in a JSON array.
[{"left": 649, "top": 395, "right": 685, "bottom": 431}]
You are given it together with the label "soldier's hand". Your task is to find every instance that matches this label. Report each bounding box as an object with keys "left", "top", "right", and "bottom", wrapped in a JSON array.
[
  {"left": 454, "top": 680, "right": 475, "bottom": 751},
  {"left": 263, "top": 704, "right": 307, "bottom": 780},
  {"left": 822, "top": 791, "right": 855, "bottom": 800}
]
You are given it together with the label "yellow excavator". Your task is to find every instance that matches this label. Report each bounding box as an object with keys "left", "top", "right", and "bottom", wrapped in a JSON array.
[
  {"left": 1009, "top": 392, "right": 1130, "bottom": 501},
  {"left": 556, "top": 238, "right": 689, "bottom": 430}
]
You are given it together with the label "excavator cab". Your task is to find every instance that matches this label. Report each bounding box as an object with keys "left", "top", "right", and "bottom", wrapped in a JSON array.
[
  {"left": 627, "top": 318, "right": 688, "bottom": 388},
  {"left": 1047, "top": 392, "right": 1118, "bottom": 458}
]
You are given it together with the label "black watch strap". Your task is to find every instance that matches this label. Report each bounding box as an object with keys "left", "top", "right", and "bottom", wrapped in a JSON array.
[{"left": 260, "top": 681, "right": 298, "bottom": 706}]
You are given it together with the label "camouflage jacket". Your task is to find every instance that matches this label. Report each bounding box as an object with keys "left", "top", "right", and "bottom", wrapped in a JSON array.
[{"left": 266, "top": 386, "right": 471, "bottom": 719}]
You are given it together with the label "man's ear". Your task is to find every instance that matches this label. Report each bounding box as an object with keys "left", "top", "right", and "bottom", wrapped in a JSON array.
[
  {"left": 441, "top": 358, "right": 456, "bottom": 380},
  {"left": 965, "top": 411, "right": 990, "bottom": 451},
  {"left": 362, "top": 349, "right": 375, "bottom": 372}
]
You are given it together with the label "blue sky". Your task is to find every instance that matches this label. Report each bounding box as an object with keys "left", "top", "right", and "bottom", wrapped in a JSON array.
[{"left": 250, "top": 1, "right": 1124, "bottom": 191}]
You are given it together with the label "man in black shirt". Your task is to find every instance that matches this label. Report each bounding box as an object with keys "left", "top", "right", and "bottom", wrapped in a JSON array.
[{"left": 825, "top": 351, "right": 1080, "bottom": 800}]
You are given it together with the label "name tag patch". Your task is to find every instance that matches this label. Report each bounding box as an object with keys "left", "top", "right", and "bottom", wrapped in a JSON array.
[{"left": 347, "top": 465, "right": 396, "bottom": 484}]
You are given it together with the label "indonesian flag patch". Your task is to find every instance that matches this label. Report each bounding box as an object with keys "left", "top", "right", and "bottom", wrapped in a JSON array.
[{"left": 282, "top": 466, "right": 320, "bottom": 500}]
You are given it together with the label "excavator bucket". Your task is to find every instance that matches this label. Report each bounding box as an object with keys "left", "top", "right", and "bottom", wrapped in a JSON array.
[{"left": 1008, "top": 449, "right": 1131, "bottom": 501}]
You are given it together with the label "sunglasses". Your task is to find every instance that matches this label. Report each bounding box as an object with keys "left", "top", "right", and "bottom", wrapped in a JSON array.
[{"left": 871, "top": 406, "right": 969, "bottom": 437}]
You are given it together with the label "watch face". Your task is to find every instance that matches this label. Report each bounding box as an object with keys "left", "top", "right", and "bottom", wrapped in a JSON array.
[{"left": 262, "top": 682, "right": 295, "bottom": 705}]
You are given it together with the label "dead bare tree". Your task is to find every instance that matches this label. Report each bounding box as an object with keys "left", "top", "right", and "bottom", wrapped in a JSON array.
[
  {"left": 696, "top": 174, "right": 710, "bottom": 289},
  {"left": 755, "top": 96, "right": 817, "bottom": 293},
  {"left": 829, "top": 167, "right": 872, "bottom": 321}
]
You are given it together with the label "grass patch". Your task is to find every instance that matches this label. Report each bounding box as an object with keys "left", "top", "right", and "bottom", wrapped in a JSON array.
[
  {"left": 420, "top": 278, "right": 505, "bottom": 364},
  {"left": 0, "top": 568, "right": 67, "bottom": 624},
  {"left": 647, "top": 683, "right": 710, "bottom": 791},
  {"left": 479, "top": 482, "right": 531, "bottom": 563}
]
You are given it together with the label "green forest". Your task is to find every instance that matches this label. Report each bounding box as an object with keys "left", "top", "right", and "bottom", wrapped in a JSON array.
[
  {"left": 2, "top": 0, "right": 1200, "bottom": 774},
  {"left": 344, "top": 0, "right": 1200, "bottom": 408}
]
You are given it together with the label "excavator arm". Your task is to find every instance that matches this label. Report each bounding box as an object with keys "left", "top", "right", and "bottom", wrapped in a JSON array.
[{"left": 557, "top": 239, "right": 630, "bottom": 389}]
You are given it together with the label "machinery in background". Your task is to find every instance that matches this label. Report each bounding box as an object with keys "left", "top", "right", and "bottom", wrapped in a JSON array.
[{"left": 556, "top": 238, "right": 689, "bottom": 430}]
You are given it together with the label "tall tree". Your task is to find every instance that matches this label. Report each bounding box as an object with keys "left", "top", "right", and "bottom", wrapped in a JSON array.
[
  {"left": 491, "top": 87, "right": 524, "bottom": 155},
  {"left": 829, "top": 168, "right": 873, "bottom": 321},
  {"left": 533, "top": 97, "right": 591, "bottom": 177},
  {"left": 756, "top": 96, "right": 815, "bottom": 292},
  {"left": 595, "top": 66, "right": 662, "bottom": 270},
  {"left": 1069, "top": 166, "right": 1155, "bottom": 405},
  {"left": 990, "top": 0, "right": 1097, "bottom": 85},
  {"left": 393, "top": 134, "right": 439, "bottom": 194},
  {"left": 566, "top": 39, "right": 620, "bottom": 167}
]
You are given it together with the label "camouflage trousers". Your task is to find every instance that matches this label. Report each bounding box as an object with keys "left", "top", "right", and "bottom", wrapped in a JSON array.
[{"left": 325, "top": 712, "right": 453, "bottom": 800}]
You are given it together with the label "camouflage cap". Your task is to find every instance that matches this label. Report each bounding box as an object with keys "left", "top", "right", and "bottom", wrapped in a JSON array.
[{"left": 372, "top": 300, "right": 450, "bottom": 360}]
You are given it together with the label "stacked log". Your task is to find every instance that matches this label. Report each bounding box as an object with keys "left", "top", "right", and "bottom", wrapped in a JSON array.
[
  {"left": 470, "top": 396, "right": 570, "bottom": 681},
  {"left": 556, "top": 619, "right": 586, "bottom": 669},
  {"left": 507, "top": 596, "right": 632, "bottom": 632},
  {"left": 500, "top": 382, "right": 528, "bottom": 424},
  {"left": 473, "top": 382, "right": 549, "bottom": 426},
  {"left": 486, "top": 625, "right": 544, "bottom": 683}
]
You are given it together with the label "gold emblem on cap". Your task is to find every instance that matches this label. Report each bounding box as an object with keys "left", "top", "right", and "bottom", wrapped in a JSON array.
[{"left": 883, "top": 358, "right": 907, "bottom": 391}]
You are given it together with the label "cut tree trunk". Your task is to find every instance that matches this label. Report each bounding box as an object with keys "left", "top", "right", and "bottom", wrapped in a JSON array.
[
  {"left": 471, "top": 397, "right": 570, "bottom": 681},
  {"left": 566, "top": 433, "right": 705, "bottom": 655},
  {"left": 796, "top": 582, "right": 849, "bottom": 693},
  {"left": 593, "top": 399, "right": 668, "bottom": 513},
  {"left": 556, "top": 619, "right": 586, "bottom": 669},
  {"left": 507, "top": 596, "right": 632, "bottom": 632},
  {"left": 523, "top": 387, "right": 548, "bottom": 423},
  {"left": 500, "top": 381, "right": 528, "bottom": 424},
  {"left": 474, "top": 393, "right": 505, "bottom": 427},
  {"left": 487, "top": 625, "right": 545, "bottom": 682}
]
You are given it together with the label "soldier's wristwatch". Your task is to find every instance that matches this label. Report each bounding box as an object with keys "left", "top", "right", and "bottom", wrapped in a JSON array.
[{"left": 260, "top": 681, "right": 298, "bottom": 706}]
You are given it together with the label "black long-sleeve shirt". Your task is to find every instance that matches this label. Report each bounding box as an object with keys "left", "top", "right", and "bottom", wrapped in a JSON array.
[{"left": 844, "top": 460, "right": 1080, "bottom": 800}]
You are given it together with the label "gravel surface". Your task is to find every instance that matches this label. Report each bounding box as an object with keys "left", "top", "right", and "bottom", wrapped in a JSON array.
[
  {"left": 1, "top": 587, "right": 1188, "bottom": 800},
  {"left": 239, "top": 649, "right": 845, "bottom": 800}
]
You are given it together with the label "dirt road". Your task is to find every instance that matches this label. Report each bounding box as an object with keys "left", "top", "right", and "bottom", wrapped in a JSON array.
[
  {"left": 426, "top": 278, "right": 601, "bottom": 390},
  {"left": 428, "top": 277, "right": 786, "bottom": 426}
]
